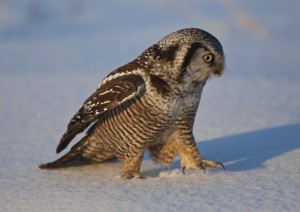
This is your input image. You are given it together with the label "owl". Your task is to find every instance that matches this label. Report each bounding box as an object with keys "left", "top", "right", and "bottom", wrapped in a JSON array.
[{"left": 40, "top": 28, "right": 225, "bottom": 179}]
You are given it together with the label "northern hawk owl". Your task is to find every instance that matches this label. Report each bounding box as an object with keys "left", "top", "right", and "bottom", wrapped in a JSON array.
[{"left": 40, "top": 28, "right": 225, "bottom": 179}]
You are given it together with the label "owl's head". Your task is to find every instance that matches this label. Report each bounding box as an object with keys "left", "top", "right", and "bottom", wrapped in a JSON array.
[{"left": 138, "top": 28, "right": 225, "bottom": 84}]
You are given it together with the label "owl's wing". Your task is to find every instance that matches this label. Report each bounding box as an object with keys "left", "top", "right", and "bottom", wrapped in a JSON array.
[{"left": 56, "top": 74, "right": 145, "bottom": 153}]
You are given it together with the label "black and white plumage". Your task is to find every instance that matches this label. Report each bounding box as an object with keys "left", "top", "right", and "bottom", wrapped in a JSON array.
[{"left": 40, "top": 28, "right": 225, "bottom": 179}]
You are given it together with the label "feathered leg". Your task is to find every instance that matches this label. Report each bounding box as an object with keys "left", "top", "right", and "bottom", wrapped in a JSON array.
[
  {"left": 149, "top": 130, "right": 224, "bottom": 174},
  {"left": 148, "top": 142, "right": 177, "bottom": 165},
  {"left": 176, "top": 134, "right": 225, "bottom": 173},
  {"left": 121, "top": 152, "right": 144, "bottom": 179}
]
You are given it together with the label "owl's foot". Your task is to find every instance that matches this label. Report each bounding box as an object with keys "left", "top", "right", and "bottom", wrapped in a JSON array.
[
  {"left": 201, "top": 159, "right": 225, "bottom": 170},
  {"left": 121, "top": 153, "right": 144, "bottom": 180},
  {"left": 182, "top": 159, "right": 225, "bottom": 175},
  {"left": 121, "top": 172, "right": 144, "bottom": 180}
]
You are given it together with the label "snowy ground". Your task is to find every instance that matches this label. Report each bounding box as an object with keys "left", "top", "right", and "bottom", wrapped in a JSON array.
[{"left": 1, "top": 1, "right": 300, "bottom": 211}]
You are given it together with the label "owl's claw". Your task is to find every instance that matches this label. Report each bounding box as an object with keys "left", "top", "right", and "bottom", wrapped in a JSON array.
[
  {"left": 182, "top": 160, "right": 225, "bottom": 175},
  {"left": 182, "top": 164, "right": 207, "bottom": 175},
  {"left": 201, "top": 159, "right": 225, "bottom": 170},
  {"left": 182, "top": 166, "right": 202, "bottom": 175},
  {"left": 200, "top": 163, "right": 207, "bottom": 173},
  {"left": 216, "top": 162, "right": 225, "bottom": 170}
]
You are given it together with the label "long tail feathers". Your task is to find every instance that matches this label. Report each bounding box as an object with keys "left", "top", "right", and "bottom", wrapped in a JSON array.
[{"left": 39, "top": 150, "right": 79, "bottom": 169}]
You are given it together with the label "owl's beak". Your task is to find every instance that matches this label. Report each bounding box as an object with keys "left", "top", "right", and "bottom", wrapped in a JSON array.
[{"left": 214, "top": 68, "right": 224, "bottom": 77}]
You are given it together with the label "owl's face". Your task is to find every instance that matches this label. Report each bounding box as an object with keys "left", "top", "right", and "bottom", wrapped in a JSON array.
[
  {"left": 139, "top": 28, "right": 224, "bottom": 85},
  {"left": 184, "top": 46, "right": 224, "bottom": 83}
]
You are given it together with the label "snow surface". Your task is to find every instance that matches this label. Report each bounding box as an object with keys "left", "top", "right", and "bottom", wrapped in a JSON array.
[{"left": 1, "top": 1, "right": 300, "bottom": 211}]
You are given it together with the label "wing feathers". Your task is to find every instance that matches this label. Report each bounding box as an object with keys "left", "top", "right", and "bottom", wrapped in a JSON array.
[{"left": 56, "top": 74, "right": 145, "bottom": 153}]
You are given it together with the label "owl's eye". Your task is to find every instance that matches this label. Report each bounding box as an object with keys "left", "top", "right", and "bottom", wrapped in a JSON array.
[{"left": 203, "top": 54, "right": 213, "bottom": 63}]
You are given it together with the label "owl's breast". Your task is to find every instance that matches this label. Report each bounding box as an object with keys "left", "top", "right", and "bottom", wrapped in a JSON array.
[{"left": 89, "top": 91, "right": 177, "bottom": 154}]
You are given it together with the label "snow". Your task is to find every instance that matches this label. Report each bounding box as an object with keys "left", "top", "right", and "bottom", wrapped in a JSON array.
[{"left": 1, "top": 1, "right": 300, "bottom": 211}]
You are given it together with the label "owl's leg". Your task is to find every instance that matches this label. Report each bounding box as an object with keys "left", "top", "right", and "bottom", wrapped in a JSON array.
[
  {"left": 149, "top": 132, "right": 223, "bottom": 170},
  {"left": 148, "top": 142, "right": 177, "bottom": 165},
  {"left": 177, "top": 139, "right": 204, "bottom": 171},
  {"left": 177, "top": 139, "right": 225, "bottom": 174},
  {"left": 121, "top": 153, "right": 144, "bottom": 179}
]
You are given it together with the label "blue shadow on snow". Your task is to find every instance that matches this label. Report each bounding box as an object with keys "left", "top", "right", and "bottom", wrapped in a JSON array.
[{"left": 197, "top": 123, "right": 300, "bottom": 171}]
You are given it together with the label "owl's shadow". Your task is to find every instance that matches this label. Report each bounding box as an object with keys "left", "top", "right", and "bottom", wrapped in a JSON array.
[
  {"left": 194, "top": 123, "right": 300, "bottom": 172},
  {"left": 143, "top": 123, "right": 300, "bottom": 175}
]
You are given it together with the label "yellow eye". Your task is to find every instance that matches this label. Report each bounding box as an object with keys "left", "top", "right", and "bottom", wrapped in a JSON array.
[{"left": 203, "top": 54, "right": 213, "bottom": 63}]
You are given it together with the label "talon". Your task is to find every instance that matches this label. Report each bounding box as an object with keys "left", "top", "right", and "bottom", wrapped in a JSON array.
[
  {"left": 200, "top": 163, "right": 206, "bottom": 173},
  {"left": 136, "top": 175, "right": 145, "bottom": 179},
  {"left": 217, "top": 162, "right": 225, "bottom": 170},
  {"left": 182, "top": 166, "right": 186, "bottom": 175}
]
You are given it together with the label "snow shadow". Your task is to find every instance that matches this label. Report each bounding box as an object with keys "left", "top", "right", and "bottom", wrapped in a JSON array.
[{"left": 197, "top": 124, "right": 300, "bottom": 171}]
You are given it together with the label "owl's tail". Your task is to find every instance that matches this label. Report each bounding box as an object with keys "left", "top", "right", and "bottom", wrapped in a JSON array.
[
  {"left": 39, "top": 149, "right": 81, "bottom": 169},
  {"left": 39, "top": 133, "right": 91, "bottom": 169}
]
